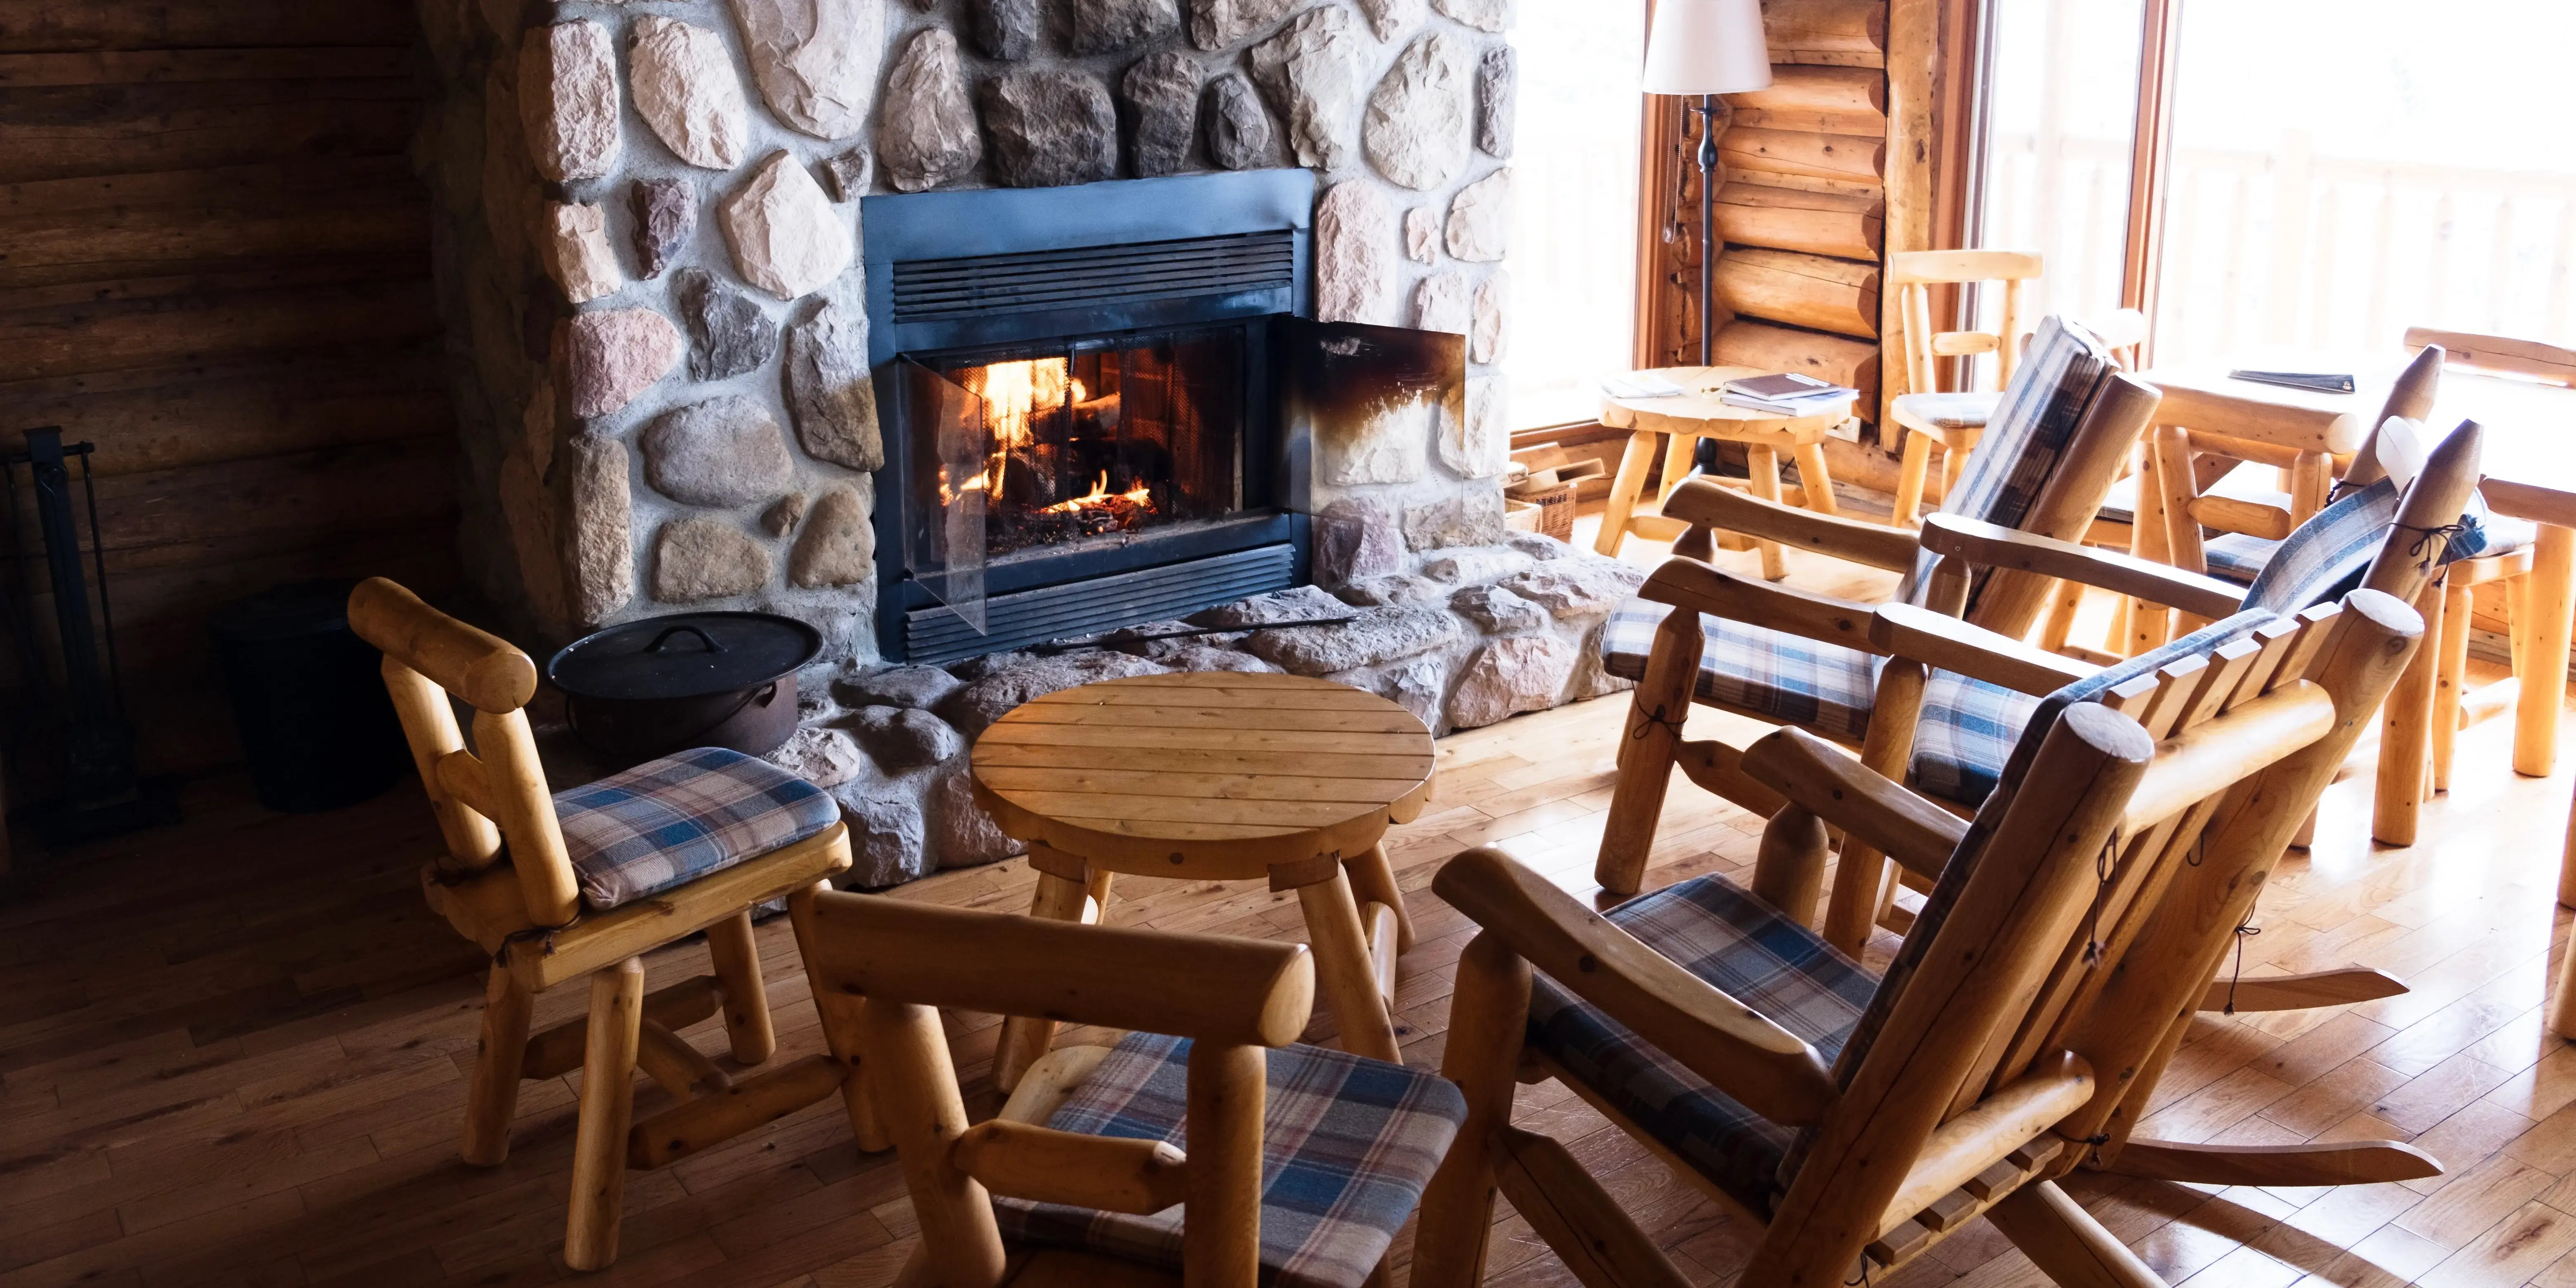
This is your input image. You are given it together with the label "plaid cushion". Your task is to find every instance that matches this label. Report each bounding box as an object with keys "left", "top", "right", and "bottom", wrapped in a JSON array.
[
  {"left": 554, "top": 746, "right": 839, "bottom": 909},
  {"left": 1527, "top": 876, "right": 1877, "bottom": 1215},
  {"left": 994, "top": 1033, "right": 1466, "bottom": 1288},
  {"left": 2240, "top": 478, "right": 2401, "bottom": 613},
  {"left": 1895, "top": 391, "right": 1998, "bottom": 431},
  {"left": 1909, "top": 671, "right": 2042, "bottom": 808},
  {"left": 2202, "top": 532, "right": 2277, "bottom": 584},
  {"left": 1600, "top": 599, "right": 1882, "bottom": 742}
]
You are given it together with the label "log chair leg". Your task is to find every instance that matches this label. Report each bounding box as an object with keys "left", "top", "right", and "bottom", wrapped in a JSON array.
[
  {"left": 994, "top": 852, "right": 1092, "bottom": 1093},
  {"left": 1410, "top": 932, "right": 1533, "bottom": 1288},
  {"left": 1985, "top": 1180, "right": 2169, "bottom": 1288},
  {"left": 1748, "top": 444, "right": 1789, "bottom": 581},
  {"left": 1821, "top": 659, "right": 1926, "bottom": 954},
  {"left": 564, "top": 956, "right": 645, "bottom": 1272},
  {"left": 1295, "top": 867, "right": 1402, "bottom": 1062},
  {"left": 2373, "top": 578, "right": 2443, "bottom": 846},
  {"left": 788, "top": 881, "right": 888, "bottom": 1153},
  {"left": 705, "top": 909, "right": 775, "bottom": 1065},
  {"left": 1892, "top": 430, "right": 1933, "bottom": 528},
  {"left": 461, "top": 964, "right": 533, "bottom": 1167},
  {"left": 1344, "top": 844, "right": 1414, "bottom": 953},
  {"left": 1082, "top": 868, "right": 1114, "bottom": 925},
  {"left": 2433, "top": 577, "right": 2474, "bottom": 793},
  {"left": 1594, "top": 607, "right": 1704, "bottom": 896},
  {"left": 2040, "top": 578, "right": 2084, "bottom": 655}
]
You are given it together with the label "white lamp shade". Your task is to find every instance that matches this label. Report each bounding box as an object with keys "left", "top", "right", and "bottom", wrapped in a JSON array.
[{"left": 1642, "top": 0, "right": 1773, "bottom": 96}]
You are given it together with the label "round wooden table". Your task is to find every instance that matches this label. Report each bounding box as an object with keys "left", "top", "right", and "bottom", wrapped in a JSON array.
[
  {"left": 971, "top": 671, "right": 1437, "bottom": 1087},
  {"left": 1598, "top": 365, "right": 1859, "bottom": 579}
]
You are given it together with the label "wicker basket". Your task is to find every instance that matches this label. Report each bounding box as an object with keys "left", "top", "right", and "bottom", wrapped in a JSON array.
[{"left": 1508, "top": 480, "right": 1577, "bottom": 540}]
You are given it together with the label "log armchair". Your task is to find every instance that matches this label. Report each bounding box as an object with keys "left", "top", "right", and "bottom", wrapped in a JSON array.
[
  {"left": 791, "top": 885, "right": 1466, "bottom": 1288},
  {"left": 348, "top": 578, "right": 859, "bottom": 1270},
  {"left": 1411, "top": 584, "right": 2430, "bottom": 1288},
  {"left": 1595, "top": 315, "right": 2152, "bottom": 897}
]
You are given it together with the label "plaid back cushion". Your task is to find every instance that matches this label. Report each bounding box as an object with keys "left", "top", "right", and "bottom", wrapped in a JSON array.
[
  {"left": 1525, "top": 876, "right": 1877, "bottom": 1216},
  {"left": 554, "top": 746, "right": 839, "bottom": 909},
  {"left": 1900, "top": 315, "right": 2121, "bottom": 612},
  {"left": 994, "top": 1032, "right": 1466, "bottom": 1288},
  {"left": 1596, "top": 602, "right": 1883, "bottom": 742},
  {"left": 2238, "top": 478, "right": 2401, "bottom": 613}
]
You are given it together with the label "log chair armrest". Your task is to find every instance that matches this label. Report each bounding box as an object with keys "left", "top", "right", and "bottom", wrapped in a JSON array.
[
  {"left": 1641, "top": 557, "right": 1886, "bottom": 658},
  {"left": 1663, "top": 478, "right": 1925, "bottom": 573},
  {"left": 1871, "top": 604, "right": 2098, "bottom": 698},
  {"left": 1918, "top": 514, "right": 2246, "bottom": 620},
  {"left": 1432, "top": 847, "right": 1838, "bottom": 1126},
  {"left": 1740, "top": 728, "right": 1966, "bottom": 883}
]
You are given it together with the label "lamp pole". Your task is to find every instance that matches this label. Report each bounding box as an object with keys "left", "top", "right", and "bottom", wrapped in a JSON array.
[{"left": 1693, "top": 92, "right": 1720, "bottom": 367}]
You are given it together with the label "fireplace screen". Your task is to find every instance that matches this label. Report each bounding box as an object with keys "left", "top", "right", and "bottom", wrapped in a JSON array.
[{"left": 901, "top": 326, "right": 1247, "bottom": 631}]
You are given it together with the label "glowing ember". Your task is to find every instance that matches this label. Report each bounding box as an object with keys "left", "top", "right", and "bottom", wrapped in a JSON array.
[{"left": 1038, "top": 471, "right": 1155, "bottom": 515}]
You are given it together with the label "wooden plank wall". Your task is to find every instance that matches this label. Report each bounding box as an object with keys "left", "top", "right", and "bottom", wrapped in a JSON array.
[{"left": 0, "top": 0, "right": 456, "bottom": 776}]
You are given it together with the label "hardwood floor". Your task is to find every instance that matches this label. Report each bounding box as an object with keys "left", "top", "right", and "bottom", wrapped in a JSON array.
[{"left": 2, "top": 540, "right": 2573, "bottom": 1288}]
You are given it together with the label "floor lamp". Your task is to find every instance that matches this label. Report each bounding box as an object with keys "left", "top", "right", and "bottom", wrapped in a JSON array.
[{"left": 1643, "top": 0, "right": 1773, "bottom": 370}]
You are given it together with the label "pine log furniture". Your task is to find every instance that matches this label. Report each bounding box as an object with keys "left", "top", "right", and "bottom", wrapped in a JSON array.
[
  {"left": 346, "top": 578, "right": 861, "bottom": 1271},
  {"left": 969, "top": 671, "right": 1435, "bottom": 1091},
  {"left": 1592, "top": 316, "right": 2151, "bottom": 898},
  {"left": 1883, "top": 249, "right": 2044, "bottom": 527},
  {"left": 1593, "top": 365, "right": 1858, "bottom": 578},
  {"left": 789, "top": 883, "right": 1466, "bottom": 1288},
  {"left": 1410, "top": 580, "right": 2431, "bottom": 1288}
]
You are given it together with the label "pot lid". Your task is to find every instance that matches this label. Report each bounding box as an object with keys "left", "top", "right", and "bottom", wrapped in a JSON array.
[{"left": 546, "top": 612, "right": 822, "bottom": 701}]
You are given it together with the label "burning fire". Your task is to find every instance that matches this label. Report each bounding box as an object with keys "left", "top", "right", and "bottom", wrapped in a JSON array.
[
  {"left": 1039, "top": 471, "right": 1153, "bottom": 515},
  {"left": 979, "top": 359, "right": 1089, "bottom": 504}
]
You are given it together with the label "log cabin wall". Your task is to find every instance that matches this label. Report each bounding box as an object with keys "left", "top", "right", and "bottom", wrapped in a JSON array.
[{"left": 0, "top": 1, "right": 455, "bottom": 776}]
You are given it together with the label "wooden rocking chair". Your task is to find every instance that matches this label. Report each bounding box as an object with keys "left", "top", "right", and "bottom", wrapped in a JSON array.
[
  {"left": 1595, "top": 315, "right": 2155, "bottom": 897},
  {"left": 1411, "top": 581, "right": 2430, "bottom": 1288},
  {"left": 350, "top": 578, "right": 862, "bottom": 1269},
  {"left": 791, "top": 886, "right": 1466, "bottom": 1288}
]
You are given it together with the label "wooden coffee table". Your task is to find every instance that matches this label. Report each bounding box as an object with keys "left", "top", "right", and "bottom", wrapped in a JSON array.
[
  {"left": 1597, "top": 365, "right": 1860, "bottom": 578},
  {"left": 970, "top": 671, "right": 1437, "bottom": 1089}
]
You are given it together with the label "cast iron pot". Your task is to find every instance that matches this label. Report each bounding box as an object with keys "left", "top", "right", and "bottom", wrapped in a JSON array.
[{"left": 546, "top": 611, "right": 822, "bottom": 763}]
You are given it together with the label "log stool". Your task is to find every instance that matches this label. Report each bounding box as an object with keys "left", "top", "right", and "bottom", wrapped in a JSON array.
[{"left": 970, "top": 671, "right": 1436, "bottom": 1089}]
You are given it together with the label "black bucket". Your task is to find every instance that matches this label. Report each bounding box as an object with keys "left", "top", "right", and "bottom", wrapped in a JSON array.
[{"left": 211, "top": 580, "right": 410, "bottom": 813}]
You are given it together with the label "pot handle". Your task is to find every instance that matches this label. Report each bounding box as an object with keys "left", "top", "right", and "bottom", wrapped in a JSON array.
[{"left": 644, "top": 624, "right": 725, "bottom": 654}]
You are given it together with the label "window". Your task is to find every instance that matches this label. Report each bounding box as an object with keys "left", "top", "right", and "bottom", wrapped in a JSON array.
[
  {"left": 1502, "top": 2, "right": 1646, "bottom": 429},
  {"left": 1974, "top": 0, "right": 2144, "bottom": 330}
]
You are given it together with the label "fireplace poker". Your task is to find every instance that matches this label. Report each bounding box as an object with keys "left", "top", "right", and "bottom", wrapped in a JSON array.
[{"left": 1029, "top": 616, "right": 1358, "bottom": 656}]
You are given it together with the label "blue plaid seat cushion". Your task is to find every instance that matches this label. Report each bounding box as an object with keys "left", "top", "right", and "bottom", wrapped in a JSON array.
[
  {"left": 1599, "top": 599, "right": 1882, "bottom": 743},
  {"left": 553, "top": 746, "right": 839, "bottom": 909},
  {"left": 1526, "top": 877, "right": 1877, "bottom": 1216},
  {"left": 994, "top": 1032, "right": 1466, "bottom": 1288},
  {"left": 1910, "top": 671, "right": 2043, "bottom": 808}
]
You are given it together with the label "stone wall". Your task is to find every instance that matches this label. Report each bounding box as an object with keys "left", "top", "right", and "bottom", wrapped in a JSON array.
[{"left": 415, "top": 0, "right": 1522, "bottom": 659}]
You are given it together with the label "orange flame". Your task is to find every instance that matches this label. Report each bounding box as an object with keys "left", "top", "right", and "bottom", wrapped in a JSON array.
[{"left": 1037, "top": 471, "right": 1153, "bottom": 515}]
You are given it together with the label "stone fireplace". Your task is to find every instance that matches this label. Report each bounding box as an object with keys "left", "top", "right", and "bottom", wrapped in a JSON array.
[{"left": 413, "top": 0, "right": 1641, "bottom": 886}]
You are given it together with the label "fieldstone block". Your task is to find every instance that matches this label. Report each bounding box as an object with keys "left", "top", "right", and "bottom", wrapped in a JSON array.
[
  {"left": 766, "top": 725, "right": 866, "bottom": 788},
  {"left": 932, "top": 770, "right": 1023, "bottom": 868},
  {"left": 1357, "top": 0, "right": 1425, "bottom": 40},
  {"left": 1329, "top": 653, "right": 1446, "bottom": 731},
  {"left": 847, "top": 705, "right": 965, "bottom": 770},
  {"left": 1477, "top": 45, "right": 1516, "bottom": 157},
  {"left": 1413, "top": 270, "right": 1470, "bottom": 334},
  {"left": 1315, "top": 180, "right": 1398, "bottom": 325},
  {"left": 1122, "top": 51, "right": 1200, "bottom": 177},
  {"left": 1446, "top": 167, "right": 1513, "bottom": 261},
  {"left": 1241, "top": 605, "right": 1462, "bottom": 675},
  {"left": 1419, "top": 545, "right": 1530, "bottom": 583},
  {"left": 1190, "top": 582, "right": 1349, "bottom": 628},
  {"left": 763, "top": 492, "right": 808, "bottom": 536},
  {"left": 1404, "top": 206, "right": 1440, "bottom": 263},
  {"left": 630, "top": 178, "right": 695, "bottom": 279},
  {"left": 789, "top": 484, "right": 875, "bottom": 587},
  {"left": 1450, "top": 583, "right": 1544, "bottom": 633},
  {"left": 1506, "top": 530, "right": 1575, "bottom": 561},
  {"left": 675, "top": 269, "right": 777, "bottom": 381},
  {"left": 980, "top": 72, "right": 1119, "bottom": 188},
  {"left": 835, "top": 664, "right": 965, "bottom": 710},
  {"left": 1447, "top": 635, "right": 1575, "bottom": 728},
  {"left": 564, "top": 434, "right": 634, "bottom": 623},
  {"left": 1151, "top": 642, "right": 1281, "bottom": 673},
  {"left": 880, "top": 29, "right": 982, "bottom": 192},
  {"left": 783, "top": 298, "right": 883, "bottom": 470},
  {"left": 969, "top": 0, "right": 1041, "bottom": 59},
  {"left": 542, "top": 202, "right": 621, "bottom": 304},
  {"left": 1473, "top": 270, "right": 1508, "bottom": 362},
  {"left": 821, "top": 148, "right": 872, "bottom": 201},
  {"left": 520, "top": 21, "right": 619, "bottom": 182},
  {"left": 1333, "top": 573, "right": 1446, "bottom": 606},
  {"left": 831, "top": 764, "right": 930, "bottom": 887},
  {"left": 653, "top": 518, "right": 772, "bottom": 601},
  {"left": 1247, "top": 7, "right": 1369, "bottom": 171},
  {"left": 1442, "top": 374, "right": 1507, "bottom": 477},
  {"left": 1432, "top": 0, "right": 1514, "bottom": 33},
  {"left": 1202, "top": 73, "right": 1274, "bottom": 170},
  {"left": 1072, "top": 0, "right": 1181, "bottom": 54},
  {"left": 641, "top": 396, "right": 795, "bottom": 507},
  {"left": 1498, "top": 560, "right": 1642, "bottom": 617},
  {"left": 1312, "top": 497, "right": 1405, "bottom": 585},
  {"left": 1189, "top": 0, "right": 1297, "bottom": 49},
  {"left": 1403, "top": 489, "right": 1506, "bottom": 549},
  {"left": 729, "top": 0, "right": 883, "bottom": 140},
  {"left": 1364, "top": 32, "right": 1473, "bottom": 190},
  {"left": 560, "top": 308, "right": 681, "bottom": 418},
  {"left": 630, "top": 17, "right": 750, "bottom": 169},
  {"left": 721, "top": 152, "right": 854, "bottom": 301}
]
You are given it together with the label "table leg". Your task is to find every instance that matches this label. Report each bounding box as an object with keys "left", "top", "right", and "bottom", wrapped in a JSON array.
[
  {"left": 1747, "top": 445, "right": 1788, "bottom": 581},
  {"left": 1296, "top": 868, "right": 1402, "bottom": 1063},
  {"left": 1657, "top": 431, "right": 1695, "bottom": 506},
  {"left": 1343, "top": 844, "right": 1413, "bottom": 952},
  {"left": 1794, "top": 442, "right": 1839, "bottom": 517},
  {"left": 994, "top": 855, "right": 1092, "bottom": 1093},
  {"left": 2521, "top": 524, "right": 2574, "bottom": 779},
  {"left": 1594, "top": 429, "right": 1659, "bottom": 558}
]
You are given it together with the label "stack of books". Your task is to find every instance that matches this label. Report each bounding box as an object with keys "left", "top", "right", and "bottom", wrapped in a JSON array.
[{"left": 1718, "top": 372, "right": 1858, "bottom": 414}]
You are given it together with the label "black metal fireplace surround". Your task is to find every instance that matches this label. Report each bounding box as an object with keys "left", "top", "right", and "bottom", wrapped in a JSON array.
[{"left": 862, "top": 170, "right": 1324, "bottom": 665}]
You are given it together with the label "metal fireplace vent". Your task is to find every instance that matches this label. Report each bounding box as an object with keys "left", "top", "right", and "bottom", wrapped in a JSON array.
[
  {"left": 887, "top": 231, "right": 1296, "bottom": 325},
  {"left": 902, "top": 542, "right": 1295, "bottom": 664}
]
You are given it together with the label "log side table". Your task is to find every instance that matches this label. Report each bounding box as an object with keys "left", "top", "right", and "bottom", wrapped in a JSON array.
[
  {"left": 1598, "top": 365, "right": 1860, "bottom": 578},
  {"left": 970, "top": 671, "right": 1437, "bottom": 1089}
]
